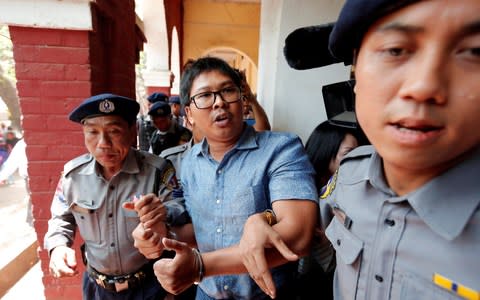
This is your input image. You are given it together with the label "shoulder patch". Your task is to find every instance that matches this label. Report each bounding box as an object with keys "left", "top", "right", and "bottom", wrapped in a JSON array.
[
  {"left": 320, "top": 169, "right": 338, "bottom": 199},
  {"left": 340, "top": 145, "right": 374, "bottom": 166},
  {"left": 161, "top": 162, "right": 179, "bottom": 190},
  {"left": 63, "top": 153, "right": 93, "bottom": 175}
]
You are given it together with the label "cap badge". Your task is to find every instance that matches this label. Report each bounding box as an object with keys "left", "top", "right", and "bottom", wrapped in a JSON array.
[{"left": 99, "top": 99, "right": 115, "bottom": 113}]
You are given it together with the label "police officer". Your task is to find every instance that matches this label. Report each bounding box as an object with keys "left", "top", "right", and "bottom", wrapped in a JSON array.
[
  {"left": 148, "top": 101, "right": 192, "bottom": 155},
  {"left": 169, "top": 95, "right": 185, "bottom": 127},
  {"left": 137, "top": 92, "right": 169, "bottom": 151},
  {"left": 239, "top": 1, "right": 480, "bottom": 300},
  {"left": 44, "top": 93, "right": 188, "bottom": 300}
]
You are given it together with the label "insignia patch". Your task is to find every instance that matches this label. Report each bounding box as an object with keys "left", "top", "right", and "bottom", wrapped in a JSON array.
[
  {"left": 99, "top": 99, "right": 115, "bottom": 113},
  {"left": 320, "top": 169, "right": 338, "bottom": 199},
  {"left": 162, "top": 165, "right": 179, "bottom": 190}
]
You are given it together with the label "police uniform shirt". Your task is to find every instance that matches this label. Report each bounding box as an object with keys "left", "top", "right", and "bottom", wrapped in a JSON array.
[
  {"left": 44, "top": 149, "right": 186, "bottom": 276},
  {"left": 160, "top": 138, "right": 194, "bottom": 181},
  {"left": 322, "top": 145, "right": 480, "bottom": 300},
  {"left": 137, "top": 115, "right": 156, "bottom": 151},
  {"left": 149, "top": 122, "right": 192, "bottom": 155}
]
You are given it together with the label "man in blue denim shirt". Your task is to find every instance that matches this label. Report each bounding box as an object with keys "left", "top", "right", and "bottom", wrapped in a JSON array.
[{"left": 132, "top": 57, "right": 318, "bottom": 299}]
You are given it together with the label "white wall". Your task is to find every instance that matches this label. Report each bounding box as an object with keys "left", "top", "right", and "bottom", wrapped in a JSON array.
[{"left": 258, "top": 0, "right": 349, "bottom": 142}]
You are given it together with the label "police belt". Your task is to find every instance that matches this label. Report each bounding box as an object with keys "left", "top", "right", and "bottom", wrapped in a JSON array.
[{"left": 86, "top": 261, "right": 154, "bottom": 293}]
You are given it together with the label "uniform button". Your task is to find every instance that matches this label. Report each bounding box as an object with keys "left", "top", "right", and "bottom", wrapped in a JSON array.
[
  {"left": 223, "top": 285, "right": 229, "bottom": 290},
  {"left": 110, "top": 186, "right": 115, "bottom": 190},
  {"left": 385, "top": 219, "right": 395, "bottom": 226},
  {"left": 80, "top": 216, "right": 84, "bottom": 219},
  {"left": 110, "top": 243, "right": 115, "bottom": 247},
  {"left": 375, "top": 275, "right": 383, "bottom": 282},
  {"left": 108, "top": 213, "right": 113, "bottom": 218},
  {"left": 216, "top": 228, "right": 222, "bottom": 233},
  {"left": 216, "top": 199, "right": 221, "bottom": 204},
  {"left": 217, "top": 169, "right": 222, "bottom": 174},
  {"left": 336, "top": 239, "right": 341, "bottom": 246}
]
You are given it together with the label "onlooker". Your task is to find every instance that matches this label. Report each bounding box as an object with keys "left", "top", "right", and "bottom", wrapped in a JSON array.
[
  {"left": 169, "top": 95, "right": 185, "bottom": 128},
  {"left": 239, "top": 1, "right": 480, "bottom": 299},
  {"left": 0, "top": 138, "right": 31, "bottom": 225},
  {"left": 236, "top": 69, "right": 271, "bottom": 131},
  {"left": 137, "top": 92, "right": 169, "bottom": 151},
  {"left": 297, "top": 121, "right": 366, "bottom": 300},
  {"left": 148, "top": 101, "right": 192, "bottom": 155},
  {"left": 44, "top": 93, "right": 187, "bottom": 300},
  {"left": 131, "top": 56, "right": 318, "bottom": 299},
  {"left": 5, "top": 129, "right": 19, "bottom": 153}
]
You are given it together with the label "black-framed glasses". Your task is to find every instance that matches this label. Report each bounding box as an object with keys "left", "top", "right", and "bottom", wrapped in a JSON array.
[{"left": 190, "top": 86, "right": 241, "bottom": 109}]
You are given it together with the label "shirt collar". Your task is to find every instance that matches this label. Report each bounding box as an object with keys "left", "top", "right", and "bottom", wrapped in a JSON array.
[
  {"left": 192, "top": 124, "right": 258, "bottom": 158},
  {"left": 408, "top": 148, "right": 480, "bottom": 241},
  {"left": 367, "top": 147, "right": 480, "bottom": 241}
]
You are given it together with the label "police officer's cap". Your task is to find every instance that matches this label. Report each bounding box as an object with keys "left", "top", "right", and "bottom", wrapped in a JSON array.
[
  {"left": 69, "top": 93, "right": 139, "bottom": 124},
  {"left": 169, "top": 95, "right": 181, "bottom": 105},
  {"left": 148, "top": 101, "right": 171, "bottom": 117},
  {"left": 284, "top": 0, "right": 418, "bottom": 69},
  {"left": 147, "top": 92, "right": 169, "bottom": 103}
]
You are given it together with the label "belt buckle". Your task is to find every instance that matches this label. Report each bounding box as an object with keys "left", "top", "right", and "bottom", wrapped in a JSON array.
[
  {"left": 95, "top": 274, "right": 107, "bottom": 289},
  {"left": 114, "top": 281, "right": 129, "bottom": 292}
]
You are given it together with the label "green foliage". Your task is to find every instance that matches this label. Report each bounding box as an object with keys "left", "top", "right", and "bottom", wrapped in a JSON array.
[{"left": 0, "top": 24, "right": 16, "bottom": 82}]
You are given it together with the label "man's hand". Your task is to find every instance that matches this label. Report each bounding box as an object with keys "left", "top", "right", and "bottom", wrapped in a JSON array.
[
  {"left": 123, "top": 192, "right": 169, "bottom": 233},
  {"left": 49, "top": 246, "right": 78, "bottom": 278},
  {"left": 132, "top": 222, "right": 167, "bottom": 259},
  {"left": 153, "top": 238, "right": 198, "bottom": 295},
  {"left": 239, "top": 213, "right": 298, "bottom": 299}
]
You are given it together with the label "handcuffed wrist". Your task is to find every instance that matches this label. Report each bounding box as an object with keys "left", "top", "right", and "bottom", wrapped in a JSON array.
[{"left": 192, "top": 248, "right": 204, "bottom": 285}]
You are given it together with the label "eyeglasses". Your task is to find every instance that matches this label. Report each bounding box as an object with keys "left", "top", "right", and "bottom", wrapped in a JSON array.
[{"left": 190, "top": 86, "right": 241, "bottom": 109}]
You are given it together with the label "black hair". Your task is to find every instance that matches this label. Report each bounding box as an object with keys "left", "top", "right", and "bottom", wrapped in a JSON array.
[
  {"left": 305, "top": 120, "right": 368, "bottom": 190},
  {"left": 179, "top": 57, "right": 242, "bottom": 106}
]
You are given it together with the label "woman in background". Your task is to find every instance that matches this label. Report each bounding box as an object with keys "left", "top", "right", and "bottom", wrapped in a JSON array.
[{"left": 297, "top": 120, "right": 368, "bottom": 300}]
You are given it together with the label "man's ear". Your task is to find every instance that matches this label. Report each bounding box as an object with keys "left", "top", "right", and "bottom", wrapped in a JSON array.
[{"left": 185, "top": 106, "right": 195, "bottom": 126}]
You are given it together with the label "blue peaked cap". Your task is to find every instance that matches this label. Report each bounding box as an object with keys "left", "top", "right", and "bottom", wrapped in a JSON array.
[
  {"left": 147, "top": 92, "right": 169, "bottom": 103},
  {"left": 69, "top": 93, "right": 139, "bottom": 124}
]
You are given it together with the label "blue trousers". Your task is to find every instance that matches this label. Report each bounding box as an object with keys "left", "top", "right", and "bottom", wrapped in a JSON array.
[{"left": 82, "top": 271, "right": 166, "bottom": 300}]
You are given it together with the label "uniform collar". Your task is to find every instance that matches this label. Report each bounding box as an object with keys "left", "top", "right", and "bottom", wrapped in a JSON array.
[{"left": 368, "top": 147, "right": 480, "bottom": 241}]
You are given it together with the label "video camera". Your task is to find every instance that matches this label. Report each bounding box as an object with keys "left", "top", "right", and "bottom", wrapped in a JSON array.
[{"left": 322, "top": 79, "right": 356, "bottom": 129}]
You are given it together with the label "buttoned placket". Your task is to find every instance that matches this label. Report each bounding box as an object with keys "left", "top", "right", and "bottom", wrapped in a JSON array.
[{"left": 364, "top": 198, "right": 409, "bottom": 300}]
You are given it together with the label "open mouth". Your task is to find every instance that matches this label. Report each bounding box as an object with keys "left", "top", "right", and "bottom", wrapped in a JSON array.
[
  {"left": 393, "top": 123, "right": 440, "bottom": 133},
  {"left": 214, "top": 112, "right": 231, "bottom": 126}
]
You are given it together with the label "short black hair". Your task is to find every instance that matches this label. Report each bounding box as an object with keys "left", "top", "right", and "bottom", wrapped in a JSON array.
[
  {"left": 305, "top": 121, "right": 368, "bottom": 189},
  {"left": 179, "top": 57, "right": 242, "bottom": 106}
]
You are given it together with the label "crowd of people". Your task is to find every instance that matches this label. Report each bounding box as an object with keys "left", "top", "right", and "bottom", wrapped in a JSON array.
[{"left": 43, "top": 0, "right": 480, "bottom": 299}]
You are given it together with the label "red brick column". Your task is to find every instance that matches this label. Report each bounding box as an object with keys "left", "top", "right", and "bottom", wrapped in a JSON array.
[
  {"left": 9, "top": 1, "right": 140, "bottom": 299},
  {"left": 10, "top": 26, "right": 90, "bottom": 300}
]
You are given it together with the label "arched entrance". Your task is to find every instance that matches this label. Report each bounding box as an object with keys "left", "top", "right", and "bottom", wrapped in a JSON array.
[{"left": 202, "top": 47, "right": 258, "bottom": 93}]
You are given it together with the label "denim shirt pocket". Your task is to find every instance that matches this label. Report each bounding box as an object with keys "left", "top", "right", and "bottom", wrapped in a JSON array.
[
  {"left": 325, "top": 216, "right": 364, "bottom": 300},
  {"left": 70, "top": 201, "right": 102, "bottom": 244}
]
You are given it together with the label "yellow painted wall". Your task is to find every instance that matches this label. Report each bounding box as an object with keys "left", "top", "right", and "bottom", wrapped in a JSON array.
[{"left": 182, "top": 0, "right": 260, "bottom": 66}]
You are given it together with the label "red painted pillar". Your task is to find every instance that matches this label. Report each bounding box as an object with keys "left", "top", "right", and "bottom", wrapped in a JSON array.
[
  {"left": 10, "top": 26, "right": 90, "bottom": 300},
  {"left": 9, "top": 1, "right": 141, "bottom": 299}
]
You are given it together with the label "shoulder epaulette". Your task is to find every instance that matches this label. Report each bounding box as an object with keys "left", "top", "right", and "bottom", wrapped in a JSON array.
[
  {"left": 63, "top": 153, "right": 93, "bottom": 175},
  {"left": 160, "top": 144, "right": 188, "bottom": 159},
  {"left": 340, "top": 145, "right": 375, "bottom": 166},
  {"left": 136, "top": 151, "right": 169, "bottom": 170}
]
